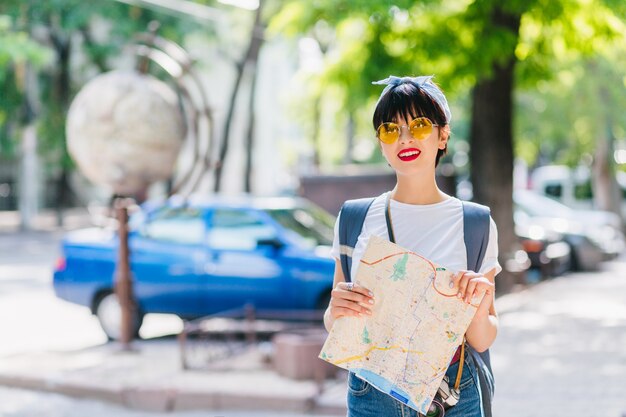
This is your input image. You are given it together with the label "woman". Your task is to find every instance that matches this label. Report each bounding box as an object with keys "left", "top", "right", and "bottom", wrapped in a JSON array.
[{"left": 323, "top": 75, "right": 501, "bottom": 417}]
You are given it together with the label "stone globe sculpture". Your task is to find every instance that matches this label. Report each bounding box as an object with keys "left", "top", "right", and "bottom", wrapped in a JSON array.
[{"left": 66, "top": 70, "right": 186, "bottom": 195}]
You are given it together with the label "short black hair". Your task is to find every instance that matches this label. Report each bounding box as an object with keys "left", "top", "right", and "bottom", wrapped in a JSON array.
[{"left": 372, "top": 82, "right": 449, "bottom": 166}]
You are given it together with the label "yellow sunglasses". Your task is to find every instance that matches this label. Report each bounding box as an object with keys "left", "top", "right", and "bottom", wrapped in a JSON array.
[{"left": 376, "top": 117, "right": 439, "bottom": 144}]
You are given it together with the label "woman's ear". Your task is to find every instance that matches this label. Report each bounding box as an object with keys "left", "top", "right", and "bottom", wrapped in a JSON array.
[{"left": 438, "top": 125, "right": 450, "bottom": 150}]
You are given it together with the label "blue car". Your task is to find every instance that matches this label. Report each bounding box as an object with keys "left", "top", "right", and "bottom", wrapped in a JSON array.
[{"left": 53, "top": 195, "right": 336, "bottom": 340}]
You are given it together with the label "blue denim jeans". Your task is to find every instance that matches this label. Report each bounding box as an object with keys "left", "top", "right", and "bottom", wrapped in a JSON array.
[{"left": 346, "top": 354, "right": 482, "bottom": 417}]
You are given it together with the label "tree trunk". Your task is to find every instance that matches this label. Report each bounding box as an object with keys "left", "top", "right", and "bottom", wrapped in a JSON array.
[
  {"left": 214, "top": 1, "right": 264, "bottom": 193},
  {"left": 18, "top": 6, "right": 39, "bottom": 230},
  {"left": 50, "top": 23, "right": 73, "bottom": 226},
  {"left": 591, "top": 75, "right": 622, "bottom": 223},
  {"left": 469, "top": 8, "right": 521, "bottom": 294},
  {"left": 592, "top": 120, "right": 621, "bottom": 219},
  {"left": 244, "top": 56, "right": 261, "bottom": 193},
  {"left": 19, "top": 124, "right": 38, "bottom": 231}
]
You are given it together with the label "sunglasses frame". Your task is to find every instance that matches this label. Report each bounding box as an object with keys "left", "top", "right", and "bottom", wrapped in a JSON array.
[{"left": 376, "top": 117, "right": 439, "bottom": 144}]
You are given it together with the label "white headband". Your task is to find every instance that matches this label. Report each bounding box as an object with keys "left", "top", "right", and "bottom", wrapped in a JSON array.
[{"left": 372, "top": 75, "right": 451, "bottom": 124}]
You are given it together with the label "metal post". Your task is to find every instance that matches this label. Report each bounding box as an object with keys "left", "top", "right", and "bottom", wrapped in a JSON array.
[
  {"left": 245, "top": 303, "right": 256, "bottom": 345},
  {"left": 114, "top": 197, "right": 135, "bottom": 350},
  {"left": 178, "top": 325, "right": 189, "bottom": 370}
]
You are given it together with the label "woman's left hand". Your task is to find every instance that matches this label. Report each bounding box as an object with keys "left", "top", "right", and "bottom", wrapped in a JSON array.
[{"left": 453, "top": 271, "right": 494, "bottom": 305}]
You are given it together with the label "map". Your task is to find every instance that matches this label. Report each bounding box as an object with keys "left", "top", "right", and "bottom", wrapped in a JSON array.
[{"left": 319, "top": 235, "right": 483, "bottom": 414}]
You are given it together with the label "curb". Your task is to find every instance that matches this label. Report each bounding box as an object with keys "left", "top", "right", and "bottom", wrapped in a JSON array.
[{"left": 0, "top": 373, "right": 325, "bottom": 413}]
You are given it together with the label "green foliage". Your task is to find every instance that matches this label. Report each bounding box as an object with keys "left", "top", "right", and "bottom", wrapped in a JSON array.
[
  {"left": 0, "top": 14, "right": 53, "bottom": 156},
  {"left": 515, "top": 51, "right": 626, "bottom": 168},
  {"left": 0, "top": 0, "right": 202, "bottom": 167},
  {"left": 513, "top": 0, "right": 626, "bottom": 167},
  {"left": 0, "top": 17, "right": 52, "bottom": 70},
  {"left": 269, "top": 0, "right": 626, "bottom": 167},
  {"left": 515, "top": 0, "right": 626, "bottom": 87}
]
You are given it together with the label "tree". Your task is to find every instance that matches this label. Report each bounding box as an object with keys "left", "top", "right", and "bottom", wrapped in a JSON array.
[
  {"left": 0, "top": 0, "right": 198, "bottom": 220},
  {"left": 515, "top": 52, "right": 626, "bottom": 220},
  {"left": 0, "top": 12, "right": 51, "bottom": 157},
  {"left": 269, "top": 0, "right": 626, "bottom": 292},
  {"left": 214, "top": 0, "right": 266, "bottom": 193}
]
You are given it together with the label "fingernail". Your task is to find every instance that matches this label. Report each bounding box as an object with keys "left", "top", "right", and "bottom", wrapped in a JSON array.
[
  {"left": 368, "top": 291, "right": 374, "bottom": 297},
  {"left": 368, "top": 299, "right": 375, "bottom": 305},
  {"left": 358, "top": 313, "right": 363, "bottom": 317},
  {"left": 366, "top": 310, "right": 373, "bottom": 315},
  {"left": 457, "top": 293, "right": 462, "bottom": 298}
]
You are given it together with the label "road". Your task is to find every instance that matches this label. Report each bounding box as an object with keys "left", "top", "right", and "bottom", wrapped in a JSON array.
[{"left": 0, "top": 231, "right": 182, "bottom": 358}]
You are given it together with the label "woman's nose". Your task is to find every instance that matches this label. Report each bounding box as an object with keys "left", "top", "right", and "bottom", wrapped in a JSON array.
[{"left": 398, "top": 125, "right": 414, "bottom": 143}]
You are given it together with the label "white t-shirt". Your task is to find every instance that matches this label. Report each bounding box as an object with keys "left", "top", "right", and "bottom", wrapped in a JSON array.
[{"left": 331, "top": 192, "right": 502, "bottom": 283}]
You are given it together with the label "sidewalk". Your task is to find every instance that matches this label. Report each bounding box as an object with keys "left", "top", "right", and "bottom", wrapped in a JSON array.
[
  {"left": 2, "top": 261, "right": 625, "bottom": 417},
  {"left": 0, "top": 286, "right": 536, "bottom": 416},
  {"left": 0, "top": 336, "right": 348, "bottom": 415}
]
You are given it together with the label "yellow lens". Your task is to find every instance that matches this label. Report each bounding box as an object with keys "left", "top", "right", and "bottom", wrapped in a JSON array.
[
  {"left": 409, "top": 117, "right": 433, "bottom": 140},
  {"left": 377, "top": 123, "right": 399, "bottom": 144}
]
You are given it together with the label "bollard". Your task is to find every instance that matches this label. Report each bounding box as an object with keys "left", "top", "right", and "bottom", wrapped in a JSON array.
[{"left": 272, "top": 329, "right": 337, "bottom": 381}]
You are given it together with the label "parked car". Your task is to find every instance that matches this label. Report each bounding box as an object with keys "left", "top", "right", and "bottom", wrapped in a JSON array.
[
  {"left": 530, "top": 164, "right": 626, "bottom": 221},
  {"left": 514, "top": 210, "right": 571, "bottom": 280},
  {"left": 513, "top": 189, "right": 625, "bottom": 270},
  {"left": 53, "top": 195, "right": 337, "bottom": 340}
]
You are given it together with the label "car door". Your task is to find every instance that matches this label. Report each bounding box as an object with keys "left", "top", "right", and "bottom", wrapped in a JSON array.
[
  {"left": 131, "top": 206, "right": 208, "bottom": 317},
  {"left": 200, "top": 208, "right": 289, "bottom": 315}
]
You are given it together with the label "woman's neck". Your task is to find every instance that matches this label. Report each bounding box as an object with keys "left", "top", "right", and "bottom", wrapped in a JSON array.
[{"left": 391, "top": 172, "right": 449, "bottom": 205}]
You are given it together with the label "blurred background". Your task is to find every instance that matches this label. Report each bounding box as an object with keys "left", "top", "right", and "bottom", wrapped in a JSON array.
[{"left": 1, "top": 1, "right": 625, "bottom": 416}]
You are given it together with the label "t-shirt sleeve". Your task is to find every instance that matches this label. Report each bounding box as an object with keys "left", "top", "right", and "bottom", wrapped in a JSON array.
[
  {"left": 330, "top": 209, "right": 341, "bottom": 260},
  {"left": 479, "top": 216, "right": 502, "bottom": 276}
]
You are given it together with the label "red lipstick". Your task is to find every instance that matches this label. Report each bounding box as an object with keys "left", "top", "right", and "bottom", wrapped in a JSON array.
[{"left": 397, "top": 148, "right": 421, "bottom": 162}]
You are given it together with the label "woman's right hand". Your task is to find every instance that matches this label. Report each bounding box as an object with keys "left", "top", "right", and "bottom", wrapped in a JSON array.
[{"left": 329, "top": 281, "right": 375, "bottom": 320}]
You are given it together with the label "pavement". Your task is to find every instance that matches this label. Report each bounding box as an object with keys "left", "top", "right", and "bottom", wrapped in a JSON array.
[
  {"left": 1, "top": 208, "right": 625, "bottom": 416},
  {"left": 0, "top": 337, "right": 349, "bottom": 415}
]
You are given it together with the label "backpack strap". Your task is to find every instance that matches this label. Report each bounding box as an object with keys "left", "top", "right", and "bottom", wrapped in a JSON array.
[
  {"left": 338, "top": 197, "right": 376, "bottom": 283},
  {"left": 461, "top": 200, "right": 495, "bottom": 417},
  {"left": 462, "top": 201, "right": 490, "bottom": 272}
]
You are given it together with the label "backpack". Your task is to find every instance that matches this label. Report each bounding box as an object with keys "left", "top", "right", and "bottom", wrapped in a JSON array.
[{"left": 337, "top": 197, "right": 495, "bottom": 417}]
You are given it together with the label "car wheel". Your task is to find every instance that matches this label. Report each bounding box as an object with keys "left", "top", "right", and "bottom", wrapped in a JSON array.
[
  {"left": 95, "top": 292, "right": 143, "bottom": 341},
  {"left": 568, "top": 245, "right": 581, "bottom": 272}
]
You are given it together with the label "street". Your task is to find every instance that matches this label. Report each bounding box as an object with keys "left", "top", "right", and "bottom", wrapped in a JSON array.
[
  {"left": 0, "top": 231, "right": 106, "bottom": 357},
  {"left": 1, "top": 229, "right": 625, "bottom": 416},
  {"left": 0, "top": 230, "right": 183, "bottom": 358}
]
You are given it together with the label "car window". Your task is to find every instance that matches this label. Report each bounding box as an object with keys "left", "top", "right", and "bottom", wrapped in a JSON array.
[
  {"left": 544, "top": 183, "right": 562, "bottom": 198},
  {"left": 141, "top": 207, "right": 205, "bottom": 245},
  {"left": 207, "top": 209, "right": 277, "bottom": 250},
  {"left": 264, "top": 206, "right": 334, "bottom": 248}
]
